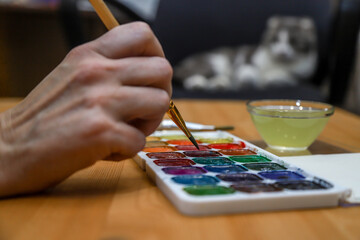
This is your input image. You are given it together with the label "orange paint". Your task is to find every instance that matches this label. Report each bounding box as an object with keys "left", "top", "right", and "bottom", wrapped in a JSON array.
[
  {"left": 143, "top": 146, "right": 177, "bottom": 152},
  {"left": 146, "top": 136, "right": 161, "bottom": 141},
  {"left": 145, "top": 141, "right": 168, "bottom": 148}
]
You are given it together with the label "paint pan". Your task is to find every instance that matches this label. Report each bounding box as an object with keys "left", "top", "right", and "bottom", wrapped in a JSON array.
[{"left": 134, "top": 130, "right": 349, "bottom": 216}]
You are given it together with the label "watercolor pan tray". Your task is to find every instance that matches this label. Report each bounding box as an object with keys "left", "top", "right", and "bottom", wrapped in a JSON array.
[{"left": 133, "top": 131, "right": 350, "bottom": 216}]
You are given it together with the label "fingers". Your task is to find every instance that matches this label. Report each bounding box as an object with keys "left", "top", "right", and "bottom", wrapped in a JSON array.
[
  {"left": 102, "top": 122, "right": 146, "bottom": 160},
  {"left": 63, "top": 21, "right": 173, "bottom": 96},
  {"left": 128, "top": 117, "right": 164, "bottom": 137},
  {"left": 65, "top": 47, "right": 172, "bottom": 97},
  {"left": 78, "top": 84, "right": 169, "bottom": 134},
  {"left": 88, "top": 22, "right": 165, "bottom": 59},
  {"left": 79, "top": 96, "right": 165, "bottom": 161},
  {"left": 56, "top": 22, "right": 172, "bottom": 161},
  {"left": 114, "top": 56, "right": 173, "bottom": 96},
  {"left": 88, "top": 86, "right": 170, "bottom": 122}
]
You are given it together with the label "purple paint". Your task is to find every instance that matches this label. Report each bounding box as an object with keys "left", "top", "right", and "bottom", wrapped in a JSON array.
[
  {"left": 154, "top": 159, "right": 195, "bottom": 166},
  {"left": 162, "top": 166, "right": 207, "bottom": 175},
  {"left": 231, "top": 182, "right": 283, "bottom": 193}
]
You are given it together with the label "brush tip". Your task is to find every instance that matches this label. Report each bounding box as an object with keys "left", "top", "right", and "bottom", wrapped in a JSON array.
[{"left": 189, "top": 136, "right": 200, "bottom": 150}]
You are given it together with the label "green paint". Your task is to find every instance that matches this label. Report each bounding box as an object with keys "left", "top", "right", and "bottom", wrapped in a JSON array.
[
  {"left": 184, "top": 185, "right": 235, "bottom": 196},
  {"left": 229, "top": 155, "right": 271, "bottom": 163},
  {"left": 243, "top": 163, "right": 287, "bottom": 171},
  {"left": 192, "top": 157, "right": 234, "bottom": 165}
]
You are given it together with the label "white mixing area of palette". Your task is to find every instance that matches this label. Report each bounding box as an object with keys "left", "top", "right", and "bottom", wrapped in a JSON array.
[{"left": 284, "top": 153, "right": 360, "bottom": 203}]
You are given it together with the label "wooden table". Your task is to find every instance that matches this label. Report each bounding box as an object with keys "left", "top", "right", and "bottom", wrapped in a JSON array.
[{"left": 1, "top": 98, "right": 360, "bottom": 240}]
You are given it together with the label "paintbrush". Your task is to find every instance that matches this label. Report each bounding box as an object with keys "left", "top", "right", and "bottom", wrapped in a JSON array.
[
  {"left": 88, "top": 0, "right": 199, "bottom": 149},
  {"left": 157, "top": 119, "right": 234, "bottom": 131}
]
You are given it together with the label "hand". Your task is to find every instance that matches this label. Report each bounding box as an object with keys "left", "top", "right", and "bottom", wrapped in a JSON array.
[{"left": 0, "top": 22, "right": 172, "bottom": 197}]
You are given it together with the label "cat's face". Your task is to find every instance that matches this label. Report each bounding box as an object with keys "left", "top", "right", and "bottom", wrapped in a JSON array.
[{"left": 263, "top": 16, "right": 317, "bottom": 62}]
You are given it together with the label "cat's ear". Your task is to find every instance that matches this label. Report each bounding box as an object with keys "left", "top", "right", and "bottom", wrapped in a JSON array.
[
  {"left": 299, "top": 17, "right": 315, "bottom": 30},
  {"left": 267, "top": 16, "right": 280, "bottom": 29}
]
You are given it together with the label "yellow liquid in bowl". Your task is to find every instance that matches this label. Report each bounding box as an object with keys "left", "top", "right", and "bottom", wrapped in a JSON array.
[{"left": 250, "top": 107, "right": 330, "bottom": 150}]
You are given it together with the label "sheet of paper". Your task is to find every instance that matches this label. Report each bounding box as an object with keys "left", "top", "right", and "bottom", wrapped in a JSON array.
[{"left": 283, "top": 153, "right": 360, "bottom": 203}]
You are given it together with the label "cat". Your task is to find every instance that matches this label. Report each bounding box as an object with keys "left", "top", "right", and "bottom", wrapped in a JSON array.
[{"left": 173, "top": 16, "right": 318, "bottom": 91}]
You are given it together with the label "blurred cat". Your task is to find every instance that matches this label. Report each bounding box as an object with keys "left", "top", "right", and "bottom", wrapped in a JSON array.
[{"left": 174, "top": 16, "right": 318, "bottom": 91}]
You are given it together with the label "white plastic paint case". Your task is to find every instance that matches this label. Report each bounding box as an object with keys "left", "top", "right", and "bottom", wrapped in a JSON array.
[{"left": 133, "top": 130, "right": 351, "bottom": 216}]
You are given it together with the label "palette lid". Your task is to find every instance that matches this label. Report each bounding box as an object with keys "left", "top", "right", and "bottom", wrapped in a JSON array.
[{"left": 283, "top": 153, "right": 359, "bottom": 203}]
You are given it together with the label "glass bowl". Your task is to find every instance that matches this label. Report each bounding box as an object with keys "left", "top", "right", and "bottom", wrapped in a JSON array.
[{"left": 247, "top": 99, "right": 334, "bottom": 151}]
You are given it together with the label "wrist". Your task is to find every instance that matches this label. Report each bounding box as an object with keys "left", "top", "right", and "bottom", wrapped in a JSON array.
[
  {"left": 0, "top": 111, "right": 20, "bottom": 197},
  {"left": 0, "top": 112, "right": 10, "bottom": 196}
]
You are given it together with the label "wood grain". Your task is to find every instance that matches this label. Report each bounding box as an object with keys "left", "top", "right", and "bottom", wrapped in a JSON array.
[{"left": 0, "top": 98, "right": 360, "bottom": 240}]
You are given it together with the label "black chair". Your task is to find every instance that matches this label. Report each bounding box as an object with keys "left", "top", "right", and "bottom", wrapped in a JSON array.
[{"left": 59, "top": 0, "right": 360, "bottom": 106}]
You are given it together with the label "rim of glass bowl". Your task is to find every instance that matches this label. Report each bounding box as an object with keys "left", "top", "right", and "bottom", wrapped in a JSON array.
[{"left": 246, "top": 99, "right": 334, "bottom": 119}]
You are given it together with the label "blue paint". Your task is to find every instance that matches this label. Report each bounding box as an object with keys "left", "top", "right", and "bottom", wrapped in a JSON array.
[
  {"left": 204, "top": 165, "right": 247, "bottom": 173},
  {"left": 172, "top": 175, "right": 220, "bottom": 185},
  {"left": 259, "top": 171, "right": 305, "bottom": 181}
]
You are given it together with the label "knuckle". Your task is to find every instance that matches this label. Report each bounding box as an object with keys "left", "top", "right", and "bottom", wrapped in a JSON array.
[
  {"left": 153, "top": 57, "right": 173, "bottom": 80},
  {"left": 131, "top": 21, "right": 152, "bottom": 34},
  {"left": 71, "top": 60, "right": 111, "bottom": 85},
  {"left": 84, "top": 113, "right": 114, "bottom": 137},
  {"left": 83, "top": 91, "right": 111, "bottom": 109},
  {"left": 72, "top": 64, "right": 98, "bottom": 84},
  {"left": 65, "top": 44, "right": 90, "bottom": 60},
  {"left": 129, "top": 21, "right": 154, "bottom": 43}
]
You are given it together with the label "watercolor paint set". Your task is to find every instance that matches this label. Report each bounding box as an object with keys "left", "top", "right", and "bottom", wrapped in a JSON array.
[{"left": 133, "top": 130, "right": 350, "bottom": 216}]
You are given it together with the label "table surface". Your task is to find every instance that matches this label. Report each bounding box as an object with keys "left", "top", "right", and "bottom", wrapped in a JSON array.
[{"left": 1, "top": 98, "right": 360, "bottom": 240}]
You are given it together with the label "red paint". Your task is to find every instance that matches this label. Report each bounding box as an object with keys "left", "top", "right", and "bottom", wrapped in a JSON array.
[
  {"left": 167, "top": 139, "right": 202, "bottom": 145},
  {"left": 175, "top": 145, "right": 210, "bottom": 151},
  {"left": 146, "top": 152, "right": 186, "bottom": 159},
  {"left": 209, "top": 143, "right": 245, "bottom": 149},
  {"left": 183, "top": 150, "right": 221, "bottom": 157},
  {"left": 153, "top": 159, "right": 195, "bottom": 166},
  {"left": 218, "top": 149, "right": 257, "bottom": 156}
]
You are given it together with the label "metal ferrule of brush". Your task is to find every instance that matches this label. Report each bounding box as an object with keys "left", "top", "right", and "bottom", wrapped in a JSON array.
[{"left": 167, "top": 101, "right": 199, "bottom": 149}]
